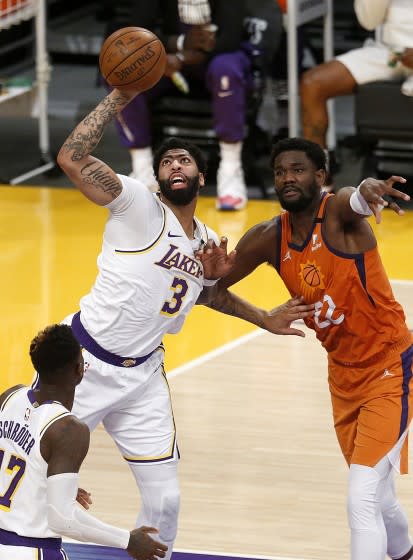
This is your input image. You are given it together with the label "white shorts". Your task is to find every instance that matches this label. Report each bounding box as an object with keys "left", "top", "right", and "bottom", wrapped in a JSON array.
[
  {"left": 0, "top": 544, "right": 68, "bottom": 559},
  {"left": 336, "top": 39, "right": 412, "bottom": 85},
  {"left": 72, "top": 347, "right": 179, "bottom": 465}
]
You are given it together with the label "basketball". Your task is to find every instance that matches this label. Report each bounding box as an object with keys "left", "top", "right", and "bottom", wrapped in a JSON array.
[
  {"left": 302, "top": 263, "right": 321, "bottom": 287},
  {"left": 99, "top": 27, "right": 167, "bottom": 93}
]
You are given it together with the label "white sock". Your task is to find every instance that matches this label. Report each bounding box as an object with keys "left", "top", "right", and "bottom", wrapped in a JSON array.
[
  {"left": 219, "top": 141, "right": 243, "bottom": 168},
  {"left": 216, "top": 141, "right": 247, "bottom": 203}
]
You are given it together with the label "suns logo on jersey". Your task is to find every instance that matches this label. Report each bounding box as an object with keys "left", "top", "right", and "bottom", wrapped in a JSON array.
[{"left": 299, "top": 260, "right": 325, "bottom": 300}]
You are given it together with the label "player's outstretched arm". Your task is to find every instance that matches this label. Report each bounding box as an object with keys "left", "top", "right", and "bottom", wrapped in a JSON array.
[
  {"left": 42, "top": 416, "right": 167, "bottom": 558},
  {"left": 198, "top": 221, "right": 314, "bottom": 336},
  {"left": 331, "top": 176, "right": 410, "bottom": 225},
  {"left": 57, "top": 89, "right": 138, "bottom": 206},
  {"left": 205, "top": 288, "right": 314, "bottom": 337}
]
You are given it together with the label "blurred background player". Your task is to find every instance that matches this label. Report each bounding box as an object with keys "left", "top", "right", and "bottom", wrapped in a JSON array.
[
  {"left": 0, "top": 323, "right": 167, "bottom": 560},
  {"left": 300, "top": 0, "right": 413, "bottom": 189},
  {"left": 103, "top": 0, "right": 251, "bottom": 210}
]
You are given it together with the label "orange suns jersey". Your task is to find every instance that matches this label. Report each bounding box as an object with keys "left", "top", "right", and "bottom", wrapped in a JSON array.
[{"left": 275, "top": 193, "right": 410, "bottom": 366}]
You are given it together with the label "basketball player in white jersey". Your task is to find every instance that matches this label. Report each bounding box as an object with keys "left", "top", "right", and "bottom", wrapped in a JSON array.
[
  {"left": 0, "top": 323, "right": 168, "bottom": 560},
  {"left": 52, "top": 87, "right": 314, "bottom": 559}
]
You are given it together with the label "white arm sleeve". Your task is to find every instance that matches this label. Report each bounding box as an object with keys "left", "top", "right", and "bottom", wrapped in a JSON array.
[
  {"left": 47, "top": 473, "right": 130, "bottom": 549},
  {"left": 354, "top": 0, "right": 390, "bottom": 30}
]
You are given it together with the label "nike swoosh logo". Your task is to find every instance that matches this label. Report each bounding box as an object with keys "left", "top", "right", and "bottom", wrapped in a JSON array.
[
  {"left": 168, "top": 232, "right": 182, "bottom": 238},
  {"left": 218, "top": 91, "right": 234, "bottom": 98}
]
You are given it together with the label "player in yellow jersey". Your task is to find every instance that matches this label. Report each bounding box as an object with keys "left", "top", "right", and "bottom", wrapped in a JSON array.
[{"left": 211, "top": 138, "right": 413, "bottom": 560}]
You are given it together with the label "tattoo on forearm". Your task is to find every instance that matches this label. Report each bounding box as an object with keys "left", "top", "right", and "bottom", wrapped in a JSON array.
[
  {"left": 61, "top": 92, "right": 130, "bottom": 161},
  {"left": 80, "top": 162, "right": 122, "bottom": 198},
  {"left": 208, "top": 290, "right": 261, "bottom": 327}
]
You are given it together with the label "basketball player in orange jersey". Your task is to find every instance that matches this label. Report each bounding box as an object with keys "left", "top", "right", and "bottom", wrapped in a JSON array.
[{"left": 208, "top": 137, "right": 413, "bottom": 560}]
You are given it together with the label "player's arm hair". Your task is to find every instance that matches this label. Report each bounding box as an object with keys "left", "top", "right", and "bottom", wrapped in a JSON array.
[{"left": 57, "top": 89, "right": 137, "bottom": 206}]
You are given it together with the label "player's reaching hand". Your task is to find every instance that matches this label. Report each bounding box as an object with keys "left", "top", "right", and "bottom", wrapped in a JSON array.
[
  {"left": 196, "top": 236, "right": 237, "bottom": 280},
  {"left": 76, "top": 487, "right": 92, "bottom": 509},
  {"left": 127, "top": 526, "right": 167, "bottom": 560},
  {"left": 262, "top": 296, "right": 315, "bottom": 338},
  {"left": 359, "top": 176, "right": 410, "bottom": 223}
]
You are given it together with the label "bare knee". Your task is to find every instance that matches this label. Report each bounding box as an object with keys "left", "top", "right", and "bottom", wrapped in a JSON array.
[{"left": 300, "top": 66, "right": 332, "bottom": 102}]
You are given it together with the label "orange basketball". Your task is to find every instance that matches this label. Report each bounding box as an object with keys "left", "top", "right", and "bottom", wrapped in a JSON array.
[
  {"left": 99, "top": 27, "right": 167, "bottom": 93},
  {"left": 302, "top": 264, "right": 321, "bottom": 287}
]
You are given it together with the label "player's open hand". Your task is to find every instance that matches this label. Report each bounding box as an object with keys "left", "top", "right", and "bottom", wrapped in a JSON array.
[
  {"left": 359, "top": 176, "right": 410, "bottom": 223},
  {"left": 76, "top": 487, "right": 92, "bottom": 509},
  {"left": 196, "top": 236, "right": 236, "bottom": 280},
  {"left": 262, "top": 296, "right": 314, "bottom": 337},
  {"left": 127, "top": 526, "right": 168, "bottom": 560}
]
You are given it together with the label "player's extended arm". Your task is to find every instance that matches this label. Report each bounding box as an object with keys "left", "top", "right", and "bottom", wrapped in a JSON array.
[
  {"left": 204, "top": 288, "right": 314, "bottom": 337},
  {"left": 57, "top": 89, "right": 138, "bottom": 206},
  {"left": 199, "top": 223, "right": 314, "bottom": 337},
  {"left": 330, "top": 175, "right": 410, "bottom": 225},
  {"left": 42, "top": 416, "right": 167, "bottom": 559}
]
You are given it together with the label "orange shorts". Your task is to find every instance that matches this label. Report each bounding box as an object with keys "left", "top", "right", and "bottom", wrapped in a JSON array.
[{"left": 328, "top": 341, "right": 413, "bottom": 473}]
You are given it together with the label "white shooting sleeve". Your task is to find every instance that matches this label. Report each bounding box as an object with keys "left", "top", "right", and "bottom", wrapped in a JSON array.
[{"left": 47, "top": 473, "right": 130, "bottom": 549}]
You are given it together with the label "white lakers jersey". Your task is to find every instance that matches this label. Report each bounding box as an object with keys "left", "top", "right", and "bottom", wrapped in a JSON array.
[
  {"left": 0, "top": 387, "right": 71, "bottom": 538},
  {"left": 79, "top": 176, "right": 219, "bottom": 357}
]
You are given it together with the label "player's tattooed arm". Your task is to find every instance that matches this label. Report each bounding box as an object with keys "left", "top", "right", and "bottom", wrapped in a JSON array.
[
  {"left": 63, "top": 92, "right": 131, "bottom": 161},
  {"left": 57, "top": 89, "right": 138, "bottom": 206},
  {"left": 205, "top": 287, "right": 314, "bottom": 337}
]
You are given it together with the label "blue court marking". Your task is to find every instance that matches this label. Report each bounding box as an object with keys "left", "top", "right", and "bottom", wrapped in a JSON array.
[{"left": 63, "top": 545, "right": 275, "bottom": 560}]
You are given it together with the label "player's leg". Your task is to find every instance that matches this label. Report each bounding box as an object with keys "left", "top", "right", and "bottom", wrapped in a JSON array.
[
  {"left": 300, "top": 43, "right": 403, "bottom": 148},
  {"left": 380, "top": 467, "right": 413, "bottom": 560},
  {"left": 103, "top": 352, "right": 179, "bottom": 559},
  {"left": 70, "top": 351, "right": 118, "bottom": 431},
  {"left": 347, "top": 363, "right": 412, "bottom": 559},
  {"left": 348, "top": 462, "right": 388, "bottom": 560},
  {"left": 129, "top": 460, "right": 180, "bottom": 560},
  {"left": 300, "top": 59, "right": 356, "bottom": 148},
  {"left": 206, "top": 51, "right": 250, "bottom": 210}
]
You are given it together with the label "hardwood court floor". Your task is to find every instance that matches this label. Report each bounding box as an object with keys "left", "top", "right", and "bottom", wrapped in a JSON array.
[{"left": 1, "top": 184, "right": 413, "bottom": 560}]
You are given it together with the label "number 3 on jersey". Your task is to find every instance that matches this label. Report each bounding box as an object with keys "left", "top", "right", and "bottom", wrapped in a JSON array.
[
  {"left": 0, "top": 449, "right": 26, "bottom": 510},
  {"left": 161, "top": 277, "right": 189, "bottom": 316}
]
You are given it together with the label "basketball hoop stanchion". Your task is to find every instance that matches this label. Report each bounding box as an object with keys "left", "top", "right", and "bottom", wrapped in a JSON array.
[
  {"left": 0, "top": 0, "right": 54, "bottom": 185},
  {"left": 286, "top": 0, "right": 335, "bottom": 150}
]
